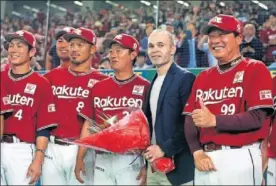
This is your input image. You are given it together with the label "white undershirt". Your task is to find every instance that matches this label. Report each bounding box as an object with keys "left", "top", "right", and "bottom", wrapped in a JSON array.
[{"left": 150, "top": 74, "right": 166, "bottom": 144}]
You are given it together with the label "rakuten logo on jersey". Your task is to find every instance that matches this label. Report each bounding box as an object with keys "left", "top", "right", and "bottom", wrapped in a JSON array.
[
  {"left": 94, "top": 96, "right": 143, "bottom": 110},
  {"left": 8, "top": 94, "right": 34, "bottom": 107},
  {"left": 52, "top": 85, "right": 89, "bottom": 99},
  {"left": 196, "top": 86, "right": 243, "bottom": 104}
]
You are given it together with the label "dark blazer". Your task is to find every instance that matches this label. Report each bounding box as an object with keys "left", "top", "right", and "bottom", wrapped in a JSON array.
[{"left": 144, "top": 62, "right": 196, "bottom": 186}]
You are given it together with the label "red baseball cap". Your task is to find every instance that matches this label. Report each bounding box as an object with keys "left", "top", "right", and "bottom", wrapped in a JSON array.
[
  {"left": 64, "top": 27, "right": 97, "bottom": 45},
  {"left": 4, "top": 30, "right": 36, "bottom": 49},
  {"left": 109, "top": 34, "right": 139, "bottom": 54},
  {"left": 201, "top": 14, "right": 242, "bottom": 35},
  {"left": 55, "top": 27, "right": 75, "bottom": 40}
]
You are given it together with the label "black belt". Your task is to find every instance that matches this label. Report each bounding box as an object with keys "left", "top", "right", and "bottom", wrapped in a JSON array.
[
  {"left": 203, "top": 143, "right": 241, "bottom": 152},
  {"left": 52, "top": 137, "right": 71, "bottom": 146},
  {"left": 1, "top": 134, "right": 22, "bottom": 143}
]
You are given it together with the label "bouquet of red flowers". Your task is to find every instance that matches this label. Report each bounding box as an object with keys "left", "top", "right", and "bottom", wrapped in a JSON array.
[{"left": 62, "top": 108, "right": 175, "bottom": 173}]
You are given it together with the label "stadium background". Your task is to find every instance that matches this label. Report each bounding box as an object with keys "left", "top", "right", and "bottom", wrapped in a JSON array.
[{"left": 0, "top": 0, "right": 275, "bottom": 185}]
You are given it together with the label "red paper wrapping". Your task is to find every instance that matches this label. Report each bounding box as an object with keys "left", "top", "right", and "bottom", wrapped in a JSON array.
[
  {"left": 151, "top": 157, "right": 175, "bottom": 173},
  {"left": 73, "top": 109, "right": 150, "bottom": 153},
  {"left": 64, "top": 108, "right": 175, "bottom": 173}
]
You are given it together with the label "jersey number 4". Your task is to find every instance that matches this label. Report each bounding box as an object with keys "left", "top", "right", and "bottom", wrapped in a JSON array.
[{"left": 15, "top": 109, "right": 23, "bottom": 120}]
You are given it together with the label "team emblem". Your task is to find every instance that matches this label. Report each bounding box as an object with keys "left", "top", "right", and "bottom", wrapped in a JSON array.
[
  {"left": 115, "top": 34, "right": 123, "bottom": 40},
  {"left": 132, "top": 85, "right": 144, "bottom": 96},
  {"left": 48, "top": 104, "right": 56, "bottom": 112},
  {"left": 24, "top": 83, "right": 37, "bottom": 95},
  {"left": 233, "top": 71, "right": 244, "bottom": 84},
  {"left": 259, "top": 90, "right": 272, "bottom": 100},
  {"left": 15, "top": 30, "right": 24, "bottom": 36},
  {"left": 75, "top": 29, "right": 82, "bottom": 35},
  {"left": 87, "top": 79, "right": 99, "bottom": 88},
  {"left": 211, "top": 16, "right": 222, "bottom": 23}
]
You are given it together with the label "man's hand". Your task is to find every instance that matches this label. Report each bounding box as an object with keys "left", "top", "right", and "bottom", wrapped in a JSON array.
[
  {"left": 74, "top": 159, "right": 86, "bottom": 184},
  {"left": 27, "top": 159, "right": 42, "bottom": 184},
  {"left": 192, "top": 98, "right": 216, "bottom": 128},
  {"left": 193, "top": 150, "right": 216, "bottom": 172},
  {"left": 136, "top": 165, "right": 147, "bottom": 186},
  {"left": 144, "top": 145, "right": 165, "bottom": 163}
]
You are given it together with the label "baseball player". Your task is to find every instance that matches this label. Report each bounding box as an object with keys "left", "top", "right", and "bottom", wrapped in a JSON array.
[
  {"left": 75, "top": 33, "right": 149, "bottom": 185},
  {"left": 54, "top": 26, "right": 75, "bottom": 69},
  {"left": 1, "top": 30, "right": 57, "bottom": 185},
  {"left": 41, "top": 27, "right": 108, "bottom": 185},
  {"left": 183, "top": 14, "right": 274, "bottom": 185}
]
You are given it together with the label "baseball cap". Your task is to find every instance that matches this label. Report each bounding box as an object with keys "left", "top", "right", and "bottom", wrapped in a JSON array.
[
  {"left": 64, "top": 27, "right": 97, "bottom": 45},
  {"left": 109, "top": 33, "right": 139, "bottom": 54},
  {"left": 55, "top": 27, "right": 75, "bottom": 40},
  {"left": 201, "top": 14, "right": 243, "bottom": 35},
  {"left": 4, "top": 30, "right": 36, "bottom": 50}
]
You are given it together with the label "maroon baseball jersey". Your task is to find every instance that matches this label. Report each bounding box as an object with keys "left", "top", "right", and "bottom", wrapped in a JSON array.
[
  {"left": 44, "top": 67, "right": 108, "bottom": 139},
  {"left": 1, "top": 81, "right": 13, "bottom": 115},
  {"left": 1, "top": 70, "right": 57, "bottom": 143},
  {"left": 183, "top": 58, "right": 274, "bottom": 146},
  {"left": 79, "top": 75, "right": 150, "bottom": 128},
  {"left": 268, "top": 76, "right": 276, "bottom": 158}
]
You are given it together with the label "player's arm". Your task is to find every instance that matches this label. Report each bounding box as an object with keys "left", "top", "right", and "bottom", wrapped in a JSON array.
[{"left": 75, "top": 88, "right": 95, "bottom": 183}]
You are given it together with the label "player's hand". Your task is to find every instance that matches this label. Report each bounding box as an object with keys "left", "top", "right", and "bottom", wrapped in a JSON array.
[
  {"left": 193, "top": 150, "right": 216, "bottom": 172},
  {"left": 74, "top": 159, "right": 86, "bottom": 184},
  {"left": 144, "top": 145, "right": 165, "bottom": 163},
  {"left": 192, "top": 98, "right": 216, "bottom": 128},
  {"left": 27, "top": 160, "right": 42, "bottom": 184},
  {"left": 136, "top": 165, "right": 147, "bottom": 186}
]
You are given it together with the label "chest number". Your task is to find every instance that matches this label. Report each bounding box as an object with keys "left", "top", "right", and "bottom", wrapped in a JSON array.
[
  {"left": 76, "top": 101, "right": 84, "bottom": 112},
  {"left": 14, "top": 109, "right": 23, "bottom": 120},
  {"left": 221, "top": 104, "right": 235, "bottom": 115}
]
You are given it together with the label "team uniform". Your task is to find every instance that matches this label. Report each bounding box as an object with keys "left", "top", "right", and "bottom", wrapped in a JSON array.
[
  {"left": 41, "top": 67, "right": 108, "bottom": 185},
  {"left": 1, "top": 82, "right": 13, "bottom": 115},
  {"left": 267, "top": 76, "right": 276, "bottom": 185},
  {"left": 183, "top": 58, "right": 274, "bottom": 185},
  {"left": 79, "top": 75, "right": 150, "bottom": 185},
  {"left": 1, "top": 70, "right": 57, "bottom": 185}
]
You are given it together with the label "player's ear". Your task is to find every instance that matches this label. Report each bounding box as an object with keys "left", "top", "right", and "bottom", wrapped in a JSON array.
[
  {"left": 130, "top": 51, "right": 138, "bottom": 61},
  {"left": 236, "top": 34, "right": 243, "bottom": 46},
  {"left": 90, "top": 45, "right": 96, "bottom": 55},
  {"left": 29, "top": 48, "right": 36, "bottom": 58}
]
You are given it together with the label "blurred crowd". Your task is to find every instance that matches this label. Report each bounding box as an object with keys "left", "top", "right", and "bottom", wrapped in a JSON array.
[{"left": 1, "top": 0, "right": 276, "bottom": 71}]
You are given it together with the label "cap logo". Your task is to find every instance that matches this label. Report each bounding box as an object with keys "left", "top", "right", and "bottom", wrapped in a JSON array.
[
  {"left": 75, "top": 29, "right": 82, "bottom": 35},
  {"left": 15, "top": 30, "right": 24, "bottom": 36},
  {"left": 211, "top": 16, "right": 222, "bottom": 23},
  {"left": 115, "top": 35, "right": 123, "bottom": 40},
  {"left": 63, "top": 27, "right": 72, "bottom": 33},
  {"left": 133, "top": 43, "right": 137, "bottom": 50}
]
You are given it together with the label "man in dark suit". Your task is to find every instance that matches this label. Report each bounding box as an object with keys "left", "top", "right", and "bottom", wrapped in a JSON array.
[{"left": 144, "top": 29, "right": 196, "bottom": 185}]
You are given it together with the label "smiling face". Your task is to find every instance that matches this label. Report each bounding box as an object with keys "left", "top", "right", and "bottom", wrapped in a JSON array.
[
  {"left": 208, "top": 28, "right": 242, "bottom": 64},
  {"left": 8, "top": 38, "right": 36, "bottom": 66},
  {"left": 56, "top": 36, "right": 70, "bottom": 61},
  {"left": 147, "top": 30, "right": 176, "bottom": 68},
  {"left": 69, "top": 38, "right": 95, "bottom": 65},
  {"left": 108, "top": 43, "right": 136, "bottom": 72}
]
